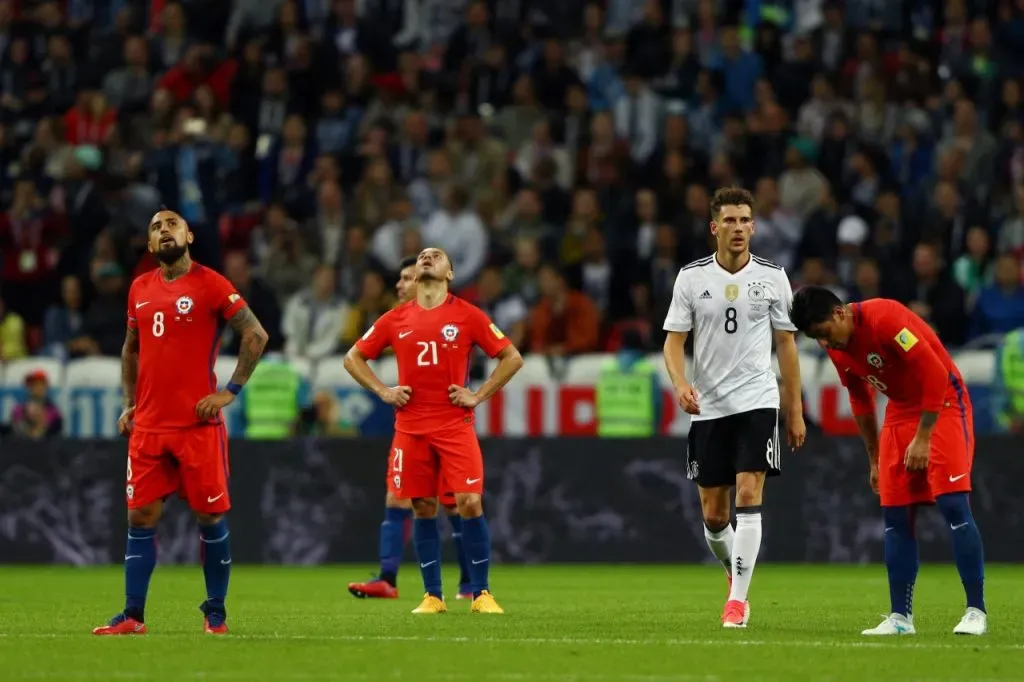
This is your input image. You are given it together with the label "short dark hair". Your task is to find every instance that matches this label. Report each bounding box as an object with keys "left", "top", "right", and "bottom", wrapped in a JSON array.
[
  {"left": 789, "top": 286, "right": 843, "bottom": 333},
  {"left": 710, "top": 186, "right": 754, "bottom": 221},
  {"left": 399, "top": 256, "right": 417, "bottom": 270}
]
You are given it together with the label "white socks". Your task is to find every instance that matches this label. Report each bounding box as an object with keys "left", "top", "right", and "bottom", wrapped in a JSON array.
[
  {"left": 728, "top": 509, "right": 762, "bottom": 603},
  {"left": 704, "top": 524, "right": 734, "bottom": 575}
]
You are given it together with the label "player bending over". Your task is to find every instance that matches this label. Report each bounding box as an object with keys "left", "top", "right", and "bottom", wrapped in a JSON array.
[
  {"left": 790, "top": 287, "right": 987, "bottom": 636},
  {"left": 344, "top": 248, "right": 523, "bottom": 614},
  {"left": 348, "top": 256, "right": 473, "bottom": 601},
  {"left": 662, "top": 187, "right": 806, "bottom": 628},
  {"left": 93, "top": 209, "right": 269, "bottom": 635}
]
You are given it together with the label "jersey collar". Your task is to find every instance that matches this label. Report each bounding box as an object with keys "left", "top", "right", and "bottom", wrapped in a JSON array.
[{"left": 712, "top": 252, "right": 752, "bottom": 277}]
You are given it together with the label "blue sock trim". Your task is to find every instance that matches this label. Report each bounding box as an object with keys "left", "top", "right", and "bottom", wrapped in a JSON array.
[
  {"left": 199, "top": 519, "right": 231, "bottom": 604},
  {"left": 380, "top": 507, "right": 413, "bottom": 578},
  {"left": 882, "top": 505, "right": 918, "bottom": 617},
  {"left": 413, "top": 518, "right": 443, "bottom": 598},
  {"left": 124, "top": 526, "right": 157, "bottom": 617},
  {"left": 936, "top": 492, "right": 986, "bottom": 612},
  {"left": 461, "top": 515, "right": 491, "bottom": 597}
]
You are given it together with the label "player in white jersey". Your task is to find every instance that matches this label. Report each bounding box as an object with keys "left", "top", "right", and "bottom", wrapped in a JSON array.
[{"left": 662, "top": 187, "right": 806, "bottom": 628}]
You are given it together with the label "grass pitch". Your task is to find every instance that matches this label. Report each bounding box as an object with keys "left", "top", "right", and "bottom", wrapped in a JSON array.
[{"left": 1, "top": 565, "right": 1021, "bottom": 681}]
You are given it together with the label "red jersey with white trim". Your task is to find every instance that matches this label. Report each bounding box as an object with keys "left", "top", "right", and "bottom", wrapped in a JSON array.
[
  {"left": 356, "top": 294, "right": 511, "bottom": 434},
  {"left": 825, "top": 299, "right": 969, "bottom": 423},
  {"left": 127, "top": 263, "right": 246, "bottom": 432}
]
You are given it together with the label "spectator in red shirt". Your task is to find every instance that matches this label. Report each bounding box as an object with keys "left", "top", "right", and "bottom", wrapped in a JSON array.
[
  {"left": 63, "top": 89, "right": 117, "bottom": 145},
  {"left": 159, "top": 45, "right": 236, "bottom": 108},
  {"left": 529, "top": 264, "right": 600, "bottom": 356}
]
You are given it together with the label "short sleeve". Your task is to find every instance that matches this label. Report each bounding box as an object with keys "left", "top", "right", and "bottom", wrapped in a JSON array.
[
  {"left": 206, "top": 270, "right": 247, "bottom": 319},
  {"left": 471, "top": 306, "right": 512, "bottom": 358},
  {"left": 770, "top": 269, "right": 797, "bottom": 331},
  {"left": 126, "top": 280, "right": 139, "bottom": 330},
  {"left": 662, "top": 269, "right": 693, "bottom": 332},
  {"left": 355, "top": 310, "right": 394, "bottom": 360}
]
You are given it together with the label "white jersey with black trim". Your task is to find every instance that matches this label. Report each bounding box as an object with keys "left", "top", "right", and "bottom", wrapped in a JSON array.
[{"left": 663, "top": 253, "right": 796, "bottom": 421}]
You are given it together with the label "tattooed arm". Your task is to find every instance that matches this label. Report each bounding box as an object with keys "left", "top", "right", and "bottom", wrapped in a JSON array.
[{"left": 227, "top": 305, "right": 269, "bottom": 386}]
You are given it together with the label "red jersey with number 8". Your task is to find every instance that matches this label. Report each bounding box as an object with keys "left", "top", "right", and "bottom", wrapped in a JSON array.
[
  {"left": 356, "top": 294, "right": 511, "bottom": 434},
  {"left": 127, "top": 263, "right": 246, "bottom": 433}
]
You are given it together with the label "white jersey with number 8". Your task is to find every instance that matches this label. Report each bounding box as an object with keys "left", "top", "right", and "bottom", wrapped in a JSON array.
[{"left": 663, "top": 254, "right": 796, "bottom": 422}]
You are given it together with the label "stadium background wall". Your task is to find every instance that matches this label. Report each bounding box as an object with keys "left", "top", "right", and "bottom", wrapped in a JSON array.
[{"left": 1, "top": 436, "right": 1020, "bottom": 565}]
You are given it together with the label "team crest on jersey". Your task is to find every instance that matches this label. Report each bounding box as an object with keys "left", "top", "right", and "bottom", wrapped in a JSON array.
[
  {"left": 441, "top": 324, "right": 459, "bottom": 341},
  {"left": 867, "top": 353, "right": 883, "bottom": 369},
  {"left": 747, "top": 283, "right": 765, "bottom": 300},
  {"left": 175, "top": 296, "right": 194, "bottom": 314},
  {"left": 725, "top": 284, "right": 739, "bottom": 302}
]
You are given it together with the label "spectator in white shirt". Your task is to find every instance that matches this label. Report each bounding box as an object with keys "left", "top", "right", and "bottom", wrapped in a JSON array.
[
  {"left": 613, "top": 69, "right": 662, "bottom": 165},
  {"left": 421, "top": 184, "right": 488, "bottom": 289},
  {"left": 282, "top": 265, "right": 349, "bottom": 361},
  {"left": 475, "top": 265, "right": 528, "bottom": 348},
  {"left": 371, "top": 197, "right": 423, "bottom": 273}
]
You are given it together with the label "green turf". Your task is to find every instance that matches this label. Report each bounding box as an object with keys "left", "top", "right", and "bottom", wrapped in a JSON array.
[{"left": 1, "top": 565, "right": 1021, "bottom": 681}]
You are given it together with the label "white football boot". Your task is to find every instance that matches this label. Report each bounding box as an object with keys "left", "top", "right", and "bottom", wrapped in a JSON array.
[
  {"left": 862, "top": 613, "right": 916, "bottom": 635},
  {"left": 953, "top": 608, "right": 987, "bottom": 635}
]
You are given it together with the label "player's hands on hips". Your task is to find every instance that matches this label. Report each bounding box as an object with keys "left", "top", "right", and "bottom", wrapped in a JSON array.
[
  {"left": 195, "top": 390, "right": 235, "bottom": 420},
  {"left": 869, "top": 460, "right": 879, "bottom": 494},
  {"left": 786, "top": 410, "right": 807, "bottom": 449},
  {"left": 904, "top": 435, "right": 930, "bottom": 471},
  {"left": 380, "top": 385, "right": 412, "bottom": 407},
  {"left": 448, "top": 385, "right": 480, "bottom": 408},
  {"left": 676, "top": 383, "right": 700, "bottom": 415},
  {"left": 117, "top": 406, "right": 135, "bottom": 437}
]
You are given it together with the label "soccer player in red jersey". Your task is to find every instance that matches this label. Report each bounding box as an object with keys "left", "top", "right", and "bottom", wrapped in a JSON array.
[
  {"left": 93, "top": 210, "right": 269, "bottom": 636},
  {"left": 344, "top": 247, "right": 523, "bottom": 614},
  {"left": 348, "top": 256, "right": 474, "bottom": 601},
  {"left": 790, "top": 287, "right": 987, "bottom": 636}
]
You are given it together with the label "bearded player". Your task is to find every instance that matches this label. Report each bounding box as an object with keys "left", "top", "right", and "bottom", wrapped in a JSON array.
[
  {"left": 791, "top": 286, "right": 987, "bottom": 636},
  {"left": 344, "top": 248, "right": 523, "bottom": 614},
  {"left": 348, "top": 256, "right": 474, "bottom": 601},
  {"left": 93, "top": 209, "right": 269, "bottom": 635}
]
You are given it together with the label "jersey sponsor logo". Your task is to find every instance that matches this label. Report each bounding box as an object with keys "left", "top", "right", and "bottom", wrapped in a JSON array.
[
  {"left": 698, "top": 290, "right": 712, "bottom": 300},
  {"left": 747, "top": 283, "right": 765, "bottom": 300},
  {"left": 361, "top": 324, "right": 375, "bottom": 340},
  {"left": 441, "top": 324, "right": 459, "bottom": 341},
  {"left": 228, "top": 293, "right": 240, "bottom": 304},
  {"left": 867, "top": 353, "right": 883, "bottom": 369},
  {"left": 895, "top": 328, "right": 919, "bottom": 352},
  {"left": 725, "top": 284, "right": 739, "bottom": 302},
  {"left": 175, "top": 296, "right": 194, "bottom": 314},
  {"left": 489, "top": 323, "right": 505, "bottom": 339}
]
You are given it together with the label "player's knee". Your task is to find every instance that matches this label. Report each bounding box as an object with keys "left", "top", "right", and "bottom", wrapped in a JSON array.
[
  {"left": 127, "top": 504, "right": 161, "bottom": 528},
  {"left": 194, "top": 512, "right": 223, "bottom": 526},
  {"left": 936, "top": 492, "right": 972, "bottom": 525},
  {"left": 455, "top": 493, "right": 483, "bottom": 518},
  {"left": 386, "top": 492, "right": 412, "bottom": 510},
  {"left": 699, "top": 487, "right": 731, "bottom": 526},
  {"left": 734, "top": 474, "right": 764, "bottom": 508},
  {"left": 411, "top": 497, "right": 438, "bottom": 518}
]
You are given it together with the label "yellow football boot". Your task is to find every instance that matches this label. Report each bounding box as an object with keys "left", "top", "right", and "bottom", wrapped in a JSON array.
[
  {"left": 411, "top": 594, "right": 447, "bottom": 614},
  {"left": 470, "top": 590, "right": 505, "bottom": 614}
]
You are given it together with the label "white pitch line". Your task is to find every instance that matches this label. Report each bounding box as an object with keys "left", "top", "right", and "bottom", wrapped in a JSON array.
[
  {"left": 0, "top": 632, "right": 1022, "bottom": 651},
  {"left": 6, "top": 673, "right": 717, "bottom": 682}
]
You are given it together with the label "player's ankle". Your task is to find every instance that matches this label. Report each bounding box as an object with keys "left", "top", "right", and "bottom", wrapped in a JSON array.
[
  {"left": 380, "top": 572, "right": 397, "bottom": 587},
  {"left": 124, "top": 607, "right": 144, "bottom": 623}
]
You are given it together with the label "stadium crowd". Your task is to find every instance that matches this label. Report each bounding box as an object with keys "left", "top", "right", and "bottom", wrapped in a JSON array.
[{"left": 2, "top": 0, "right": 1024, "bottom": 364}]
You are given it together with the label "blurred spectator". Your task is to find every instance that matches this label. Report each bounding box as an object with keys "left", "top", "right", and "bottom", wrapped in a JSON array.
[
  {"left": 614, "top": 69, "right": 661, "bottom": 165},
  {"left": 422, "top": 184, "right": 487, "bottom": 289},
  {"left": 970, "top": 254, "right": 1024, "bottom": 340},
  {"left": 259, "top": 114, "right": 315, "bottom": 209},
  {"left": 255, "top": 205, "right": 317, "bottom": 303},
  {"left": 222, "top": 251, "right": 283, "bottom": 353},
  {"left": 71, "top": 261, "right": 127, "bottom": 357},
  {"left": 0, "top": 295, "right": 28, "bottom": 361},
  {"left": 283, "top": 265, "right": 348, "bottom": 361},
  {"left": 750, "top": 176, "right": 801, "bottom": 270},
  {"left": 342, "top": 270, "right": 395, "bottom": 348},
  {"left": 103, "top": 35, "right": 154, "bottom": 113},
  {"left": 504, "top": 236, "right": 543, "bottom": 306},
  {"left": 529, "top": 264, "right": 599, "bottom": 356},
  {"left": 778, "top": 138, "right": 826, "bottom": 221},
  {"left": 5, "top": 370, "right": 63, "bottom": 438},
  {"left": 496, "top": 187, "right": 555, "bottom": 256},
  {"left": 371, "top": 197, "right": 422, "bottom": 274},
  {"left": 908, "top": 243, "right": 968, "bottom": 347},
  {"left": 847, "top": 258, "right": 884, "bottom": 302},
  {"left": 42, "top": 275, "right": 85, "bottom": 359},
  {"left": 515, "top": 119, "right": 573, "bottom": 190},
  {"left": 0, "top": 178, "right": 65, "bottom": 324},
  {"left": 475, "top": 265, "right": 527, "bottom": 349},
  {"left": 446, "top": 109, "right": 508, "bottom": 204},
  {"left": 352, "top": 156, "right": 404, "bottom": 230},
  {"left": 953, "top": 226, "right": 996, "bottom": 307},
  {"left": 300, "top": 390, "right": 357, "bottom": 437}
]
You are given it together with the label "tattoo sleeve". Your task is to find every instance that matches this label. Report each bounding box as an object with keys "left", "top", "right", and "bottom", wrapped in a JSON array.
[
  {"left": 121, "top": 327, "right": 139, "bottom": 409},
  {"left": 227, "top": 306, "right": 269, "bottom": 386}
]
